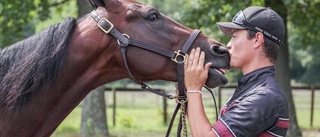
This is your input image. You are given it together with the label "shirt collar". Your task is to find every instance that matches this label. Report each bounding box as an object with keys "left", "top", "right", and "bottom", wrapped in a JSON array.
[{"left": 238, "top": 66, "right": 276, "bottom": 86}]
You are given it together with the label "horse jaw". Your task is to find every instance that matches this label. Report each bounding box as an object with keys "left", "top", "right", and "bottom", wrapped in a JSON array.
[{"left": 206, "top": 68, "right": 228, "bottom": 88}]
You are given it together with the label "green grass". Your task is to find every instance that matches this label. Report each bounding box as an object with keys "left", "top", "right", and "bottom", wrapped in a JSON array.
[
  {"left": 51, "top": 89, "right": 320, "bottom": 136},
  {"left": 52, "top": 106, "right": 178, "bottom": 137},
  {"left": 293, "top": 89, "right": 320, "bottom": 130},
  {"left": 296, "top": 110, "right": 320, "bottom": 129},
  {"left": 52, "top": 107, "right": 82, "bottom": 137}
]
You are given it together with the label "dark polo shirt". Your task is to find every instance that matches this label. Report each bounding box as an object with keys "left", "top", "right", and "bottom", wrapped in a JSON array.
[{"left": 213, "top": 66, "right": 289, "bottom": 137}]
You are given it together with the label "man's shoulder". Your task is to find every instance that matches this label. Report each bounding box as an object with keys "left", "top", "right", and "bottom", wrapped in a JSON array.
[
  {"left": 242, "top": 81, "right": 287, "bottom": 106},
  {"left": 239, "top": 82, "right": 289, "bottom": 117}
]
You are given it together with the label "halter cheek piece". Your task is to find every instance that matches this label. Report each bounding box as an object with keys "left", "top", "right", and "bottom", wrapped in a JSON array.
[{"left": 90, "top": 10, "right": 201, "bottom": 137}]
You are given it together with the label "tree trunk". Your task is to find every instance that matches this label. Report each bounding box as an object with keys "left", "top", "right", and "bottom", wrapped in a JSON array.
[
  {"left": 77, "top": 0, "right": 109, "bottom": 136},
  {"left": 265, "top": 0, "right": 302, "bottom": 136},
  {"left": 80, "top": 86, "right": 109, "bottom": 137}
]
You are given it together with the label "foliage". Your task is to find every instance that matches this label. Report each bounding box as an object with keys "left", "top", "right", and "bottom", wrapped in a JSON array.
[
  {"left": 179, "top": 0, "right": 264, "bottom": 44},
  {"left": 1, "top": 0, "right": 319, "bottom": 84},
  {"left": 286, "top": 0, "right": 320, "bottom": 85},
  {"left": 0, "top": 0, "right": 50, "bottom": 48},
  {"left": 118, "top": 113, "right": 137, "bottom": 128},
  {"left": 290, "top": 45, "right": 320, "bottom": 85},
  {"left": 177, "top": 0, "right": 264, "bottom": 83},
  {"left": 286, "top": 0, "right": 320, "bottom": 49},
  {"left": 177, "top": 0, "right": 320, "bottom": 85}
]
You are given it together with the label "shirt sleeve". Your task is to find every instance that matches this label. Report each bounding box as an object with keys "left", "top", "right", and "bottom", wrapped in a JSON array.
[{"left": 213, "top": 89, "right": 278, "bottom": 137}]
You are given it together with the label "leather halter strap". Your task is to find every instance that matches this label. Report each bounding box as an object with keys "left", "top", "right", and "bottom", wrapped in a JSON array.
[
  {"left": 90, "top": 10, "right": 201, "bottom": 99},
  {"left": 90, "top": 11, "right": 178, "bottom": 60}
]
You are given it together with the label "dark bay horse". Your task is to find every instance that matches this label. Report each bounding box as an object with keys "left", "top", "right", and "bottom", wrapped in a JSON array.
[{"left": 0, "top": 0, "right": 229, "bottom": 136}]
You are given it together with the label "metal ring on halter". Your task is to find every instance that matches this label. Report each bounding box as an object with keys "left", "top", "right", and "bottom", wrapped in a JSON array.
[
  {"left": 176, "top": 98, "right": 188, "bottom": 104},
  {"left": 174, "top": 92, "right": 188, "bottom": 104},
  {"left": 117, "top": 34, "right": 130, "bottom": 46},
  {"left": 171, "top": 50, "right": 186, "bottom": 63}
]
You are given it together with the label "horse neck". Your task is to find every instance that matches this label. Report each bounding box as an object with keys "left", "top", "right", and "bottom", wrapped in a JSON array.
[
  {"left": 64, "top": 15, "right": 128, "bottom": 85},
  {"left": 36, "top": 15, "right": 128, "bottom": 135},
  {"left": 3, "top": 15, "right": 127, "bottom": 136}
]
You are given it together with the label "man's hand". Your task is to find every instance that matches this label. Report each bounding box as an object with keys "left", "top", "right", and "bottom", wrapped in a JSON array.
[{"left": 184, "top": 47, "right": 212, "bottom": 91}]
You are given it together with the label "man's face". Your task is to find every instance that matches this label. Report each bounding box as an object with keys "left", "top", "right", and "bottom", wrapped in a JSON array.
[{"left": 226, "top": 29, "right": 256, "bottom": 69}]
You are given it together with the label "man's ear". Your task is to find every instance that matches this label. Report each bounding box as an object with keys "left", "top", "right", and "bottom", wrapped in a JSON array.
[{"left": 254, "top": 32, "right": 265, "bottom": 48}]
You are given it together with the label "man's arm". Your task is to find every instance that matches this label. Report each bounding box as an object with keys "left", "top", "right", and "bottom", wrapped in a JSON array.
[
  {"left": 184, "top": 48, "right": 218, "bottom": 137},
  {"left": 187, "top": 93, "right": 218, "bottom": 137}
]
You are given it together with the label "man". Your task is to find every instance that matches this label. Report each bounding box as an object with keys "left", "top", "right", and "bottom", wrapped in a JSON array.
[{"left": 184, "top": 6, "right": 289, "bottom": 137}]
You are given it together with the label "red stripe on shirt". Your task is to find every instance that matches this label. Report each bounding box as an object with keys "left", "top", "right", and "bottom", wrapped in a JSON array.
[
  {"left": 220, "top": 101, "right": 238, "bottom": 115},
  {"left": 213, "top": 120, "right": 234, "bottom": 137},
  {"left": 277, "top": 119, "right": 289, "bottom": 128},
  {"left": 258, "top": 131, "right": 274, "bottom": 137}
]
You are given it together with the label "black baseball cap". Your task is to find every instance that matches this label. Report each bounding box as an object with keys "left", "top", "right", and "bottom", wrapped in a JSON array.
[{"left": 216, "top": 6, "right": 285, "bottom": 46}]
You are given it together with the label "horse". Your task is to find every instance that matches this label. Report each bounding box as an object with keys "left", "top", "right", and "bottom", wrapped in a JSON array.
[{"left": 0, "top": 0, "right": 230, "bottom": 136}]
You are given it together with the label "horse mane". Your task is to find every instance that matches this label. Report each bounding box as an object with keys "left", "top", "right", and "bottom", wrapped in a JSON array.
[{"left": 0, "top": 17, "right": 76, "bottom": 108}]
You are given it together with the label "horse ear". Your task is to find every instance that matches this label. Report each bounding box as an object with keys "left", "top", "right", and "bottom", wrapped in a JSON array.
[{"left": 88, "top": 0, "right": 106, "bottom": 9}]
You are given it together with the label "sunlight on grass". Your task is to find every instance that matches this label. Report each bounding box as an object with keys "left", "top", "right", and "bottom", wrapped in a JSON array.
[
  {"left": 52, "top": 107, "right": 81, "bottom": 137},
  {"left": 293, "top": 89, "right": 320, "bottom": 129},
  {"left": 52, "top": 89, "right": 320, "bottom": 136}
]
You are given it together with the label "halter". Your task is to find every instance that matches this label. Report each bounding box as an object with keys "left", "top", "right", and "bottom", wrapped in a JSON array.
[{"left": 90, "top": 10, "right": 201, "bottom": 136}]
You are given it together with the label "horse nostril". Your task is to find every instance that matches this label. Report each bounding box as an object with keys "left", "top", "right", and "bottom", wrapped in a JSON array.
[{"left": 211, "top": 45, "right": 229, "bottom": 55}]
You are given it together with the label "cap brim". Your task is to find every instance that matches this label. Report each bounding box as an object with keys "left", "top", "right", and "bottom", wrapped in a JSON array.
[{"left": 216, "top": 22, "right": 245, "bottom": 35}]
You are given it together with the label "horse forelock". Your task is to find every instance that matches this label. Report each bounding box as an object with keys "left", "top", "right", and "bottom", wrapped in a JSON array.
[{"left": 0, "top": 17, "right": 76, "bottom": 108}]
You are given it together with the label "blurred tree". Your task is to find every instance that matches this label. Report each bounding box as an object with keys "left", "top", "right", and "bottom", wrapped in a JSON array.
[
  {"left": 0, "top": 0, "right": 71, "bottom": 48},
  {"left": 266, "top": 1, "right": 301, "bottom": 136},
  {"left": 287, "top": 0, "right": 320, "bottom": 85},
  {"left": 80, "top": 86, "right": 109, "bottom": 137},
  {"left": 293, "top": 46, "right": 320, "bottom": 85}
]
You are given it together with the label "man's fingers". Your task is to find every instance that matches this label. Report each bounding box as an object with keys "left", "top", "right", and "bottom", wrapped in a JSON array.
[
  {"left": 198, "top": 51, "right": 205, "bottom": 67},
  {"left": 184, "top": 54, "right": 189, "bottom": 69},
  {"left": 188, "top": 48, "right": 195, "bottom": 67},
  {"left": 193, "top": 48, "right": 201, "bottom": 66}
]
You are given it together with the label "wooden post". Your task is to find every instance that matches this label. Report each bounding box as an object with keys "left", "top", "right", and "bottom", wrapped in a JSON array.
[
  {"left": 163, "top": 96, "right": 168, "bottom": 124},
  {"left": 218, "top": 87, "right": 222, "bottom": 112},
  {"left": 112, "top": 88, "right": 116, "bottom": 126},
  {"left": 310, "top": 86, "right": 315, "bottom": 127}
]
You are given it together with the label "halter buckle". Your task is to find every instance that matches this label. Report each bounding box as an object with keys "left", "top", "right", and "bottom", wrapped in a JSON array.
[
  {"left": 171, "top": 50, "right": 185, "bottom": 63},
  {"left": 98, "top": 18, "right": 114, "bottom": 34}
]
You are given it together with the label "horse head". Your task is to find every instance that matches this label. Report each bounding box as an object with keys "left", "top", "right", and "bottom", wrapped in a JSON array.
[{"left": 89, "top": 0, "right": 230, "bottom": 88}]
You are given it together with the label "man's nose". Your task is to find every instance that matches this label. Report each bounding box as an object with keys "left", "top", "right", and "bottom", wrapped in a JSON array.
[{"left": 226, "top": 41, "right": 232, "bottom": 50}]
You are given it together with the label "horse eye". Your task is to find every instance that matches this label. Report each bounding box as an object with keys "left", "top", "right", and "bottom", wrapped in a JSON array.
[{"left": 147, "top": 13, "right": 160, "bottom": 22}]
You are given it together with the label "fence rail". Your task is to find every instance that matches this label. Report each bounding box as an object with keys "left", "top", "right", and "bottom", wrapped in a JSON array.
[{"left": 105, "top": 85, "right": 319, "bottom": 127}]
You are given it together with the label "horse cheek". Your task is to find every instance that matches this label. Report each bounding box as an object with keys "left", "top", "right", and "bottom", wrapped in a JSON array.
[{"left": 126, "top": 48, "right": 167, "bottom": 78}]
